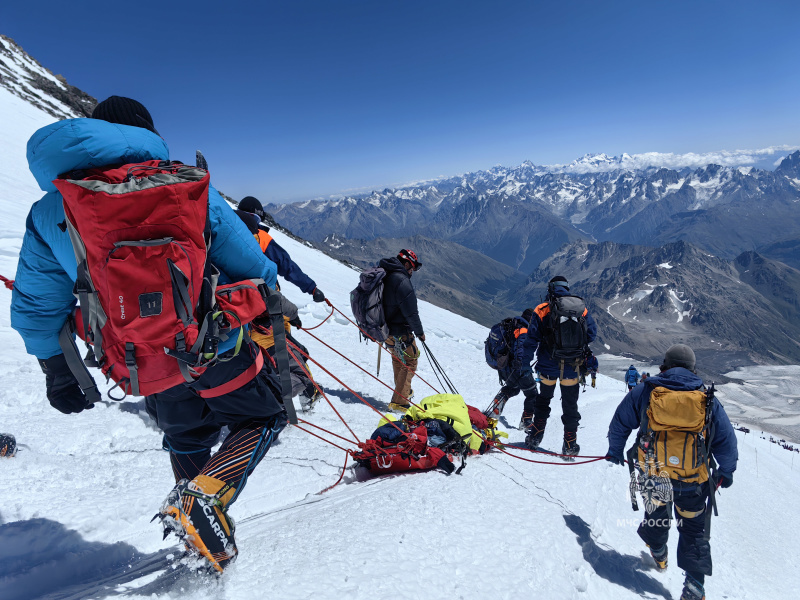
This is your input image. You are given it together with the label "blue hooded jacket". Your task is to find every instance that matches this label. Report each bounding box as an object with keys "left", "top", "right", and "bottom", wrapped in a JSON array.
[
  {"left": 625, "top": 366, "right": 640, "bottom": 386},
  {"left": 606, "top": 367, "right": 738, "bottom": 476},
  {"left": 11, "top": 119, "right": 277, "bottom": 360},
  {"left": 515, "top": 286, "right": 598, "bottom": 378}
]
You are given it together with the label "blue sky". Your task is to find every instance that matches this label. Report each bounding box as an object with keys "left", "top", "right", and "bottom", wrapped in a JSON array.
[{"left": 5, "top": 0, "right": 800, "bottom": 202}]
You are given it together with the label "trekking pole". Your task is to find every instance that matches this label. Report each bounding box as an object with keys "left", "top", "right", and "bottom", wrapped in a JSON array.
[{"left": 377, "top": 343, "right": 382, "bottom": 376}]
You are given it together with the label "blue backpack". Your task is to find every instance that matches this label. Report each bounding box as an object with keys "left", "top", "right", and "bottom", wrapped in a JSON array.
[{"left": 485, "top": 317, "right": 528, "bottom": 371}]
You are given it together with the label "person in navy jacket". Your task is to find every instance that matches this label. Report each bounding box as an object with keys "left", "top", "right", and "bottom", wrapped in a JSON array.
[
  {"left": 234, "top": 196, "right": 326, "bottom": 302},
  {"left": 11, "top": 96, "right": 289, "bottom": 572},
  {"left": 514, "top": 276, "right": 597, "bottom": 456},
  {"left": 606, "top": 344, "right": 738, "bottom": 600}
]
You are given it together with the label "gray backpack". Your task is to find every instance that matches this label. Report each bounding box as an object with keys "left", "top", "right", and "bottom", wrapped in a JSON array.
[{"left": 350, "top": 267, "right": 389, "bottom": 343}]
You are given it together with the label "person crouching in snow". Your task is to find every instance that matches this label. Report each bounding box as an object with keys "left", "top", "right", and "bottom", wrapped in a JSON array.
[
  {"left": 605, "top": 344, "right": 738, "bottom": 600},
  {"left": 483, "top": 308, "right": 538, "bottom": 425}
]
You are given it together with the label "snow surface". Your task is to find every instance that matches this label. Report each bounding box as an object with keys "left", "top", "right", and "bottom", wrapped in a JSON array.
[{"left": 1, "top": 85, "right": 800, "bottom": 600}]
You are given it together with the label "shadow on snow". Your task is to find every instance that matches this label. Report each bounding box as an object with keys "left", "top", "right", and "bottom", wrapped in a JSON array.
[{"left": 563, "top": 514, "right": 674, "bottom": 600}]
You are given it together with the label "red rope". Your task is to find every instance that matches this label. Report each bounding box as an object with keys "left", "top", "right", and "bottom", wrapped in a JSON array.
[
  {"left": 301, "top": 303, "right": 334, "bottom": 331},
  {"left": 0, "top": 275, "right": 14, "bottom": 291},
  {"left": 296, "top": 418, "right": 358, "bottom": 447},
  {"left": 328, "top": 303, "right": 441, "bottom": 394},
  {"left": 301, "top": 327, "right": 417, "bottom": 408},
  {"left": 472, "top": 428, "right": 608, "bottom": 465},
  {"left": 287, "top": 342, "right": 361, "bottom": 444},
  {"left": 318, "top": 452, "right": 349, "bottom": 494},
  {"left": 291, "top": 423, "right": 351, "bottom": 453},
  {"left": 287, "top": 341, "right": 408, "bottom": 437}
]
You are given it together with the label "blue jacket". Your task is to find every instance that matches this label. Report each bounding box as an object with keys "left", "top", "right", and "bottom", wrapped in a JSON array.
[
  {"left": 515, "top": 288, "right": 597, "bottom": 378},
  {"left": 234, "top": 210, "right": 316, "bottom": 294},
  {"left": 625, "top": 367, "right": 640, "bottom": 386},
  {"left": 606, "top": 368, "right": 738, "bottom": 476},
  {"left": 585, "top": 355, "right": 599, "bottom": 373},
  {"left": 11, "top": 119, "right": 277, "bottom": 360}
]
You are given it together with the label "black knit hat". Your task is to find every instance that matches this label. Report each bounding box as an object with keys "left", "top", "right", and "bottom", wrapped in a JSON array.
[
  {"left": 661, "top": 344, "right": 696, "bottom": 372},
  {"left": 91, "top": 96, "right": 159, "bottom": 135},
  {"left": 238, "top": 196, "right": 266, "bottom": 220}
]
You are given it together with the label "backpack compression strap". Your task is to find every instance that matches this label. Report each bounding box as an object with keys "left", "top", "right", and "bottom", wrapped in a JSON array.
[
  {"left": 267, "top": 290, "right": 298, "bottom": 425},
  {"left": 58, "top": 317, "right": 103, "bottom": 404}
]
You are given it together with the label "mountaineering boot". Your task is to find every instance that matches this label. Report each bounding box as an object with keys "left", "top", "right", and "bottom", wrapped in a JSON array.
[
  {"left": 525, "top": 418, "right": 547, "bottom": 449},
  {"left": 680, "top": 575, "right": 705, "bottom": 600},
  {"left": 300, "top": 382, "right": 321, "bottom": 411},
  {"left": 388, "top": 402, "right": 410, "bottom": 413},
  {"left": 561, "top": 432, "right": 580, "bottom": 460},
  {"left": 648, "top": 544, "right": 668, "bottom": 571},
  {"left": 484, "top": 392, "right": 509, "bottom": 419},
  {"left": 519, "top": 411, "right": 533, "bottom": 431},
  {"left": 157, "top": 475, "right": 238, "bottom": 573}
]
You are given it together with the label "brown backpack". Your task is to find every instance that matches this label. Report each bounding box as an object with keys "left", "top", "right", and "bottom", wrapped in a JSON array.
[{"left": 637, "top": 386, "right": 713, "bottom": 483}]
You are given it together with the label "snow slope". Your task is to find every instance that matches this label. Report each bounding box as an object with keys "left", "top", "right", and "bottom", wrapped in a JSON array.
[{"left": 1, "top": 87, "right": 799, "bottom": 600}]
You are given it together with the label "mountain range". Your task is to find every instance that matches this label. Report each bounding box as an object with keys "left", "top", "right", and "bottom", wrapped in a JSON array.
[
  {"left": 269, "top": 155, "right": 800, "bottom": 274},
  {"left": 3, "top": 31, "right": 798, "bottom": 376}
]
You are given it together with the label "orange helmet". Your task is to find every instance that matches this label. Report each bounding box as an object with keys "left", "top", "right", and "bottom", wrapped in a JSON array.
[{"left": 397, "top": 249, "right": 422, "bottom": 271}]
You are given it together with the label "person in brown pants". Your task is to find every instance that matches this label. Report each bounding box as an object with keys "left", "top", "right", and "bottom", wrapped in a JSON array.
[{"left": 379, "top": 249, "right": 425, "bottom": 411}]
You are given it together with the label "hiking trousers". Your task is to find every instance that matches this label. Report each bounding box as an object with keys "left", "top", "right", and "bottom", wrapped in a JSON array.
[
  {"left": 386, "top": 335, "right": 419, "bottom": 405},
  {"left": 638, "top": 482, "right": 712, "bottom": 578},
  {"left": 531, "top": 375, "right": 581, "bottom": 437},
  {"left": 500, "top": 370, "right": 538, "bottom": 406},
  {"left": 145, "top": 341, "right": 287, "bottom": 500}
]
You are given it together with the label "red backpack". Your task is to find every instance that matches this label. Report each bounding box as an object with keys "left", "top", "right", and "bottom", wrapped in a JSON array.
[{"left": 54, "top": 160, "right": 268, "bottom": 397}]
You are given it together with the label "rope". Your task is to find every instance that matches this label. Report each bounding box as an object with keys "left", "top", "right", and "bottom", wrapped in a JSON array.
[
  {"left": 318, "top": 453, "right": 349, "bottom": 494},
  {"left": 287, "top": 340, "right": 409, "bottom": 437},
  {"left": 286, "top": 342, "right": 361, "bottom": 444},
  {"left": 420, "top": 339, "right": 458, "bottom": 394},
  {"left": 300, "top": 327, "right": 416, "bottom": 408},
  {"left": 301, "top": 302, "right": 335, "bottom": 331},
  {"left": 0, "top": 275, "right": 14, "bottom": 291},
  {"left": 296, "top": 418, "right": 359, "bottom": 447},
  {"left": 291, "top": 423, "right": 352, "bottom": 453},
  {"left": 472, "top": 428, "right": 608, "bottom": 465},
  {"left": 328, "top": 303, "right": 441, "bottom": 394}
]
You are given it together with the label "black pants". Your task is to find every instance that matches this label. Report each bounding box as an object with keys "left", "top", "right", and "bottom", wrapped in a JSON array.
[
  {"left": 145, "top": 341, "right": 286, "bottom": 491},
  {"left": 499, "top": 370, "right": 538, "bottom": 409},
  {"left": 638, "top": 482, "right": 712, "bottom": 578},
  {"left": 532, "top": 380, "right": 581, "bottom": 434}
]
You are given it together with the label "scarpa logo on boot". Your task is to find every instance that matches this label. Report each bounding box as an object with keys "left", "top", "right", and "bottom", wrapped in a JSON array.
[{"left": 198, "top": 498, "right": 229, "bottom": 546}]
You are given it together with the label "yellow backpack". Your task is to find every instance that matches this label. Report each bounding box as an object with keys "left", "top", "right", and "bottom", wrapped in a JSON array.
[{"left": 637, "top": 386, "right": 712, "bottom": 483}]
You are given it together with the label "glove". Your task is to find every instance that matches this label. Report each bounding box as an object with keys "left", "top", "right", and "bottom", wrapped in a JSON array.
[
  {"left": 437, "top": 455, "right": 455, "bottom": 475},
  {"left": 39, "top": 354, "right": 95, "bottom": 414},
  {"left": 418, "top": 333, "right": 426, "bottom": 342},
  {"left": 289, "top": 316, "right": 303, "bottom": 329},
  {"left": 714, "top": 471, "right": 733, "bottom": 489},
  {"left": 605, "top": 451, "right": 625, "bottom": 466},
  {"left": 312, "top": 288, "right": 326, "bottom": 303}
]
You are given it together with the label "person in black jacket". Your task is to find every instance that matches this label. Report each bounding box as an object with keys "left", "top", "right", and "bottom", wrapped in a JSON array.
[{"left": 379, "top": 249, "right": 426, "bottom": 411}]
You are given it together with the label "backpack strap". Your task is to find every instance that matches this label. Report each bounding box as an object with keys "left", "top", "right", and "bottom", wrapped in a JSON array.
[
  {"left": 58, "top": 317, "right": 103, "bottom": 404},
  {"left": 266, "top": 289, "right": 298, "bottom": 425}
]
